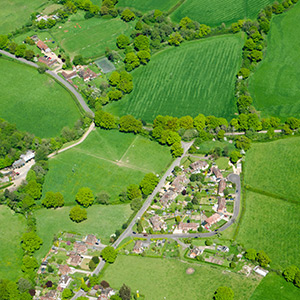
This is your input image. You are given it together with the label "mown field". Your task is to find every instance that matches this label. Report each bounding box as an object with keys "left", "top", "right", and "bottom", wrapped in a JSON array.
[
  {"left": 0, "top": 206, "right": 26, "bottom": 280},
  {"left": 103, "top": 255, "right": 260, "bottom": 300},
  {"left": 0, "top": 0, "right": 46, "bottom": 34},
  {"left": 34, "top": 204, "right": 131, "bottom": 261},
  {"left": 50, "top": 11, "right": 134, "bottom": 58},
  {"left": 105, "top": 35, "right": 243, "bottom": 122},
  {"left": 171, "top": 0, "right": 276, "bottom": 26},
  {"left": 250, "top": 272, "right": 300, "bottom": 300},
  {"left": 249, "top": 3, "right": 300, "bottom": 120},
  {"left": 0, "top": 57, "right": 81, "bottom": 138},
  {"left": 42, "top": 129, "right": 172, "bottom": 205},
  {"left": 117, "top": 0, "right": 178, "bottom": 12}
]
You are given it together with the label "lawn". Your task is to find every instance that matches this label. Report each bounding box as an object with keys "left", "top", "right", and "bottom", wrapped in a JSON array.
[
  {"left": 105, "top": 35, "right": 243, "bottom": 122},
  {"left": 117, "top": 0, "right": 178, "bottom": 12},
  {"left": 42, "top": 129, "right": 172, "bottom": 204},
  {"left": 244, "top": 137, "right": 300, "bottom": 202},
  {"left": 250, "top": 272, "right": 300, "bottom": 300},
  {"left": 0, "top": 0, "right": 47, "bottom": 34},
  {"left": 0, "top": 206, "right": 27, "bottom": 281},
  {"left": 103, "top": 255, "right": 260, "bottom": 299},
  {"left": 50, "top": 12, "right": 135, "bottom": 59},
  {"left": 34, "top": 204, "right": 132, "bottom": 261},
  {"left": 249, "top": 3, "right": 300, "bottom": 120},
  {"left": 0, "top": 57, "right": 81, "bottom": 138},
  {"left": 171, "top": 0, "right": 276, "bottom": 26}
]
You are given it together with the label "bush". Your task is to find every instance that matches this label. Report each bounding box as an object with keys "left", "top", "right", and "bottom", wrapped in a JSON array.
[{"left": 69, "top": 205, "right": 87, "bottom": 223}]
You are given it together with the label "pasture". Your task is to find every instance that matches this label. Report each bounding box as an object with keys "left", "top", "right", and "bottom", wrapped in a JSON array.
[
  {"left": 249, "top": 3, "right": 300, "bottom": 120},
  {"left": 42, "top": 129, "right": 172, "bottom": 205},
  {"left": 0, "top": 0, "right": 46, "bottom": 34},
  {"left": 0, "top": 206, "right": 26, "bottom": 280},
  {"left": 105, "top": 35, "right": 243, "bottom": 122},
  {"left": 34, "top": 204, "right": 132, "bottom": 261},
  {"left": 50, "top": 12, "right": 134, "bottom": 58},
  {"left": 0, "top": 57, "right": 81, "bottom": 138},
  {"left": 103, "top": 255, "right": 260, "bottom": 299},
  {"left": 117, "top": 0, "right": 178, "bottom": 12},
  {"left": 171, "top": 0, "right": 276, "bottom": 26}
]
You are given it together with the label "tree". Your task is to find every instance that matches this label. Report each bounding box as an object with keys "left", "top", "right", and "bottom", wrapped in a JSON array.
[
  {"left": 117, "top": 73, "right": 134, "bottom": 93},
  {"left": 119, "top": 284, "right": 131, "bottom": 300},
  {"left": 42, "top": 191, "right": 64, "bottom": 208},
  {"left": 22, "top": 255, "right": 38, "bottom": 272},
  {"left": 294, "top": 271, "right": 300, "bottom": 288},
  {"left": 24, "top": 49, "right": 35, "bottom": 61},
  {"left": 92, "top": 256, "right": 100, "bottom": 264},
  {"left": 21, "top": 195, "right": 35, "bottom": 211},
  {"left": 194, "top": 114, "right": 206, "bottom": 131},
  {"left": 214, "top": 286, "right": 234, "bottom": 300},
  {"left": 108, "top": 89, "right": 123, "bottom": 101},
  {"left": 171, "top": 142, "right": 184, "bottom": 157},
  {"left": 117, "top": 34, "right": 130, "bottom": 49},
  {"left": 238, "top": 68, "right": 250, "bottom": 79},
  {"left": 283, "top": 265, "right": 300, "bottom": 282},
  {"left": 256, "top": 250, "right": 271, "bottom": 267},
  {"left": 134, "top": 35, "right": 149, "bottom": 51},
  {"left": 76, "top": 187, "right": 94, "bottom": 207},
  {"left": 73, "top": 55, "right": 86, "bottom": 66},
  {"left": 130, "top": 198, "right": 142, "bottom": 211},
  {"left": 137, "top": 50, "right": 151, "bottom": 64},
  {"left": 137, "top": 219, "right": 143, "bottom": 233},
  {"left": 121, "top": 9, "right": 135, "bottom": 22},
  {"left": 95, "top": 191, "right": 111, "bottom": 205},
  {"left": 21, "top": 231, "right": 43, "bottom": 253},
  {"left": 101, "top": 246, "right": 117, "bottom": 263},
  {"left": 124, "top": 52, "right": 140, "bottom": 71},
  {"left": 235, "top": 135, "right": 251, "bottom": 151},
  {"left": 245, "top": 248, "right": 257, "bottom": 261},
  {"left": 119, "top": 115, "right": 142, "bottom": 133},
  {"left": 18, "top": 278, "right": 32, "bottom": 293},
  {"left": 127, "top": 184, "right": 142, "bottom": 200},
  {"left": 168, "top": 32, "right": 183, "bottom": 46},
  {"left": 230, "top": 151, "right": 242, "bottom": 164},
  {"left": 109, "top": 71, "right": 121, "bottom": 86},
  {"left": 248, "top": 50, "right": 263, "bottom": 62},
  {"left": 0, "top": 35, "right": 8, "bottom": 49},
  {"left": 237, "top": 95, "right": 253, "bottom": 114},
  {"left": 25, "top": 180, "right": 42, "bottom": 199},
  {"left": 179, "top": 116, "right": 194, "bottom": 129},
  {"left": 286, "top": 117, "right": 300, "bottom": 130},
  {"left": 94, "top": 111, "right": 116, "bottom": 129},
  {"left": 69, "top": 205, "right": 87, "bottom": 222},
  {"left": 167, "top": 131, "right": 181, "bottom": 145},
  {"left": 140, "top": 173, "right": 159, "bottom": 196},
  {"left": 198, "top": 24, "right": 211, "bottom": 37},
  {"left": 89, "top": 259, "right": 96, "bottom": 270},
  {"left": 111, "top": 295, "right": 122, "bottom": 300},
  {"left": 62, "top": 288, "right": 74, "bottom": 299}
]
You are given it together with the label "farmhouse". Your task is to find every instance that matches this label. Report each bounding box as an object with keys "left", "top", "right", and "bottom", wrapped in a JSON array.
[
  {"left": 211, "top": 167, "right": 223, "bottom": 180},
  {"left": 58, "top": 264, "right": 71, "bottom": 276},
  {"left": 160, "top": 190, "right": 177, "bottom": 207},
  {"left": 74, "top": 242, "right": 87, "bottom": 254},
  {"left": 132, "top": 240, "right": 150, "bottom": 254},
  {"left": 204, "top": 213, "right": 223, "bottom": 228},
  {"left": 78, "top": 68, "right": 98, "bottom": 82},
  {"left": 177, "top": 222, "right": 199, "bottom": 233},
  {"left": 68, "top": 254, "right": 82, "bottom": 266},
  {"left": 12, "top": 159, "right": 25, "bottom": 169},
  {"left": 61, "top": 70, "right": 77, "bottom": 80},
  {"left": 171, "top": 174, "right": 189, "bottom": 193},
  {"left": 149, "top": 215, "right": 166, "bottom": 231},
  {"left": 190, "top": 160, "right": 209, "bottom": 172},
  {"left": 218, "top": 179, "right": 226, "bottom": 195},
  {"left": 20, "top": 150, "right": 35, "bottom": 163},
  {"left": 36, "top": 40, "right": 50, "bottom": 53},
  {"left": 85, "top": 234, "right": 98, "bottom": 246},
  {"left": 38, "top": 56, "right": 57, "bottom": 67},
  {"left": 217, "top": 197, "right": 226, "bottom": 213}
]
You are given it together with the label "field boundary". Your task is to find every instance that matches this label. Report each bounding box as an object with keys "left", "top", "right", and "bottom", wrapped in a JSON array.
[{"left": 167, "top": 0, "right": 186, "bottom": 15}]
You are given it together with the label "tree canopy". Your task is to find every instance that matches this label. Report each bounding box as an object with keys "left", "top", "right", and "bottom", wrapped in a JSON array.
[
  {"left": 21, "top": 231, "right": 43, "bottom": 253},
  {"left": 140, "top": 173, "right": 159, "bottom": 196},
  {"left": 214, "top": 286, "right": 234, "bottom": 300},
  {"left": 69, "top": 205, "right": 87, "bottom": 223},
  {"left": 76, "top": 187, "right": 94, "bottom": 207},
  {"left": 101, "top": 246, "right": 117, "bottom": 263}
]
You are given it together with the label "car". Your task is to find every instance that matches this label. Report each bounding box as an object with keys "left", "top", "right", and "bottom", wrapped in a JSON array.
[
  {"left": 132, "top": 232, "right": 136, "bottom": 234},
  {"left": 143, "top": 234, "right": 148, "bottom": 237}
]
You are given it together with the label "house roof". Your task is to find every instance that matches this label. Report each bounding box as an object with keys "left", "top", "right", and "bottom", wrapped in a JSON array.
[
  {"left": 190, "top": 160, "right": 208, "bottom": 170},
  {"left": 74, "top": 242, "right": 87, "bottom": 253},
  {"left": 217, "top": 197, "right": 226, "bottom": 212},
  {"left": 59, "top": 264, "right": 71, "bottom": 275},
  {"left": 62, "top": 71, "right": 77, "bottom": 80},
  {"left": 85, "top": 234, "right": 97, "bottom": 244},
  {"left": 36, "top": 40, "right": 49, "bottom": 50},
  {"left": 178, "top": 222, "right": 199, "bottom": 230},
  {"left": 211, "top": 167, "right": 223, "bottom": 179},
  {"left": 205, "top": 213, "right": 222, "bottom": 226},
  {"left": 218, "top": 179, "right": 226, "bottom": 194},
  {"left": 38, "top": 56, "right": 57, "bottom": 67}
]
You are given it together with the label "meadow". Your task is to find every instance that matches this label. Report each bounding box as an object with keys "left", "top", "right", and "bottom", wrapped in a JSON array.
[
  {"left": 249, "top": 3, "right": 300, "bottom": 120},
  {"left": 0, "top": 206, "right": 26, "bottom": 280},
  {"left": 34, "top": 204, "right": 132, "bottom": 261},
  {"left": 50, "top": 12, "right": 134, "bottom": 59},
  {"left": 105, "top": 35, "right": 243, "bottom": 122},
  {"left": 42, "top": 129, "right": 172, "bottom": 204},
  {"left": 171, "top": 0, "right": 276, "bottom": 26},
  {"left": 0, "top": 57, "right": 81, "bottom": 138},
  {"left": 117, "top": 0, "right": 178, "bottom": 13},
  {"left": 0, "top": 0, "right": 46, "bottom": 34},
  {"left": 103, "top": 255, "right": 260, "bottom": 299}
]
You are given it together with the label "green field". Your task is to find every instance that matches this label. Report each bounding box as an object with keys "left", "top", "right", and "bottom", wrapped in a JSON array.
[
  {"left": 0, "top": 57, "right": 81, "bottom": 138},
  {"left": 34, "top": 204, "right": 131, "bottom": 261},
  {"left": 0, "top": 206, "right": 26, "bottom": 280},
  {"left": 0, "top": 0, "right": 46, "bottom": 34},
  {"left": 42, "top": 129, "right": 172, "bottom": 204},
  {"left": 103, "top": 255, "right": 260, "bottom": 299},
  {"left": 171, "top": 0, "right": 276, "bottom": 26},
  {"left": 250, "top": 272, "right": 300, "bottom": 300},
  {"left": 50, "top": 12, "right": 134, "bottom": 58},
  {"left": 249, "top": 3, "right": 300, "bottom": 120},
  {"left": 117, "top": 0, "right": 178, "bottom": 12},
  {"left": 105, "top": 35, "right": 243, "bottom": 122}
]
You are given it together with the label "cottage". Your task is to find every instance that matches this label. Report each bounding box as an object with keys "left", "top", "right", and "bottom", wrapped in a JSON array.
[
  {"left": 59, "top": 275, "right": 72, "bottom": 289},
  {"left": 159, "top": 190, "right": 177, "bottom": 207},
  {"left": 20, "top": 150, "right": 35, "bottom": 163},
  {"left": 149, "top": 215, "right": 166, "bottom": 231},
  {"left": 217, "top": 197, "right": 226, "bottom": 213},
  {"left": 190, "top": 160, "right": 209, "bottom": 173},
  {"left": 78, "top": 68, "right": 98, "bottom": 82},
  {"left": 36, "top": 40, "right": 50, "bottom": 52},
  {"left": 62, "top": 70, "right": 78, "bottom": 80},
  {"left": 68, "top": 254, "right": 82, "bottom": 266},
  {"left": 177, "top": 222, "right": 199, "bottom": 233},
  {"left": 74, "top": 242, "right": 87, "bottom": 254},
  {"left": 204, "top": 213, "right": 223, "bottom": 228},
  {"left": 171, "top": 175, "right": 189, "bottom": 193},
  {"left": 218, "top": 179, "right": 226, "bottom": 195},
  {"left": 132, "top": 240, "right": 150, "bottom": 254},
  {"left": 211, "top": 167, "right": 223, "bottom": 179},
  {"left": 59, "top": 264, "right": 71, "bottom": 275},
  {"left": 85, "top": 234, "right": 97, "bottom": 245},
  {"left": 12, "top": 158, "right": 25, "bottom": 169},
  {"left": 38, "top": 56, "right": 57, "bottom": 67},
  {"left": 189, "top": 247, "right": 204, "bottom": 258}
]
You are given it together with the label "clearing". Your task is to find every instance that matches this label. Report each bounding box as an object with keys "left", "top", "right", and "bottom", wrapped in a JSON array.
[
  {"left": 117, "top": 0, "right": 178, "bottom": 13},
  {"left": 0, "top": 206, "right": 27, "bottom": 281},
  {"left": 105, "top": 34, "right": 243, "bottom": 122},
  {"left": 0, "top": 57, "right": 81, "bottom": 138},
  {"left": 102, "top": 255, "right": 260, "bottom": 299},
  {"left": 42, "top": 128, "right": 172, "bottom": 205},
  {"left": 249, "top": 3, "right": 300, "bottom": 120}
]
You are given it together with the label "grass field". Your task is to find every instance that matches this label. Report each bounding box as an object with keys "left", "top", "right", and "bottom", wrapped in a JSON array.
[
  {"left": 171, "top": 0, "right": 276, "bottom": 26},
  {"left": 0, "top": 206, "right": 26, "bottom": 280},
  {"left": 103, "top": 256, "right": 260, "bottom": 299},
  {"left": 42, "top": 129, "right": 172, "bottom": 204},
  {"left": 250, "top": 272, "right": 300, "bottom": 300},
  {"left": 249, "top": 3, "right": 300, "bottom": 120},
  {"left": 117, "top": 0, "right": 178, "bottom": 12},
  {"left": 0, "top": 0, "right": 47, "bottom": 34},
  {"left": 34, "top": 204, "right": 131, "bottom": 261},
  {"left": 105, "top": 35, "right": 243, "bottom": 122},
  {"left": 0, "top": 57, "right": 81, "bottom": 138},
  {"left": 50, "top": 12, "right": 134, "bottom": 58}
]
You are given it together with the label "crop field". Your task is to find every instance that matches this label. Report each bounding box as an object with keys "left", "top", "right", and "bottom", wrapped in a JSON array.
[
  {"left": 50, "top": 12, "right": 134, "bottom": 59},
  {"left": 42, "top": 129, "right": 172, "bottom": 205},
  {"left": 105, "top": 35, "right": 243, "bottom": 122},
  {"left": 0, "top": 206, "right": 26, "bottom": 280},
  {"left": 171, "top": 0, "right": 276, "bottom": 26},
  {"left": 0, "top": 57, "right": 81, "bottom": 138},
  {"left": 0, "top": 0, "right": 46, "bottom": 34},
  {"left": 34, "top": 204, "right": 132, "bottom": 261},
  {"left": 250, "top": 272, "right": 300, "bottom": 300},
  {"left": 103, "top": 255, "right": 260, "bottom": 299},
  {"left": 249, "top": 3, "right": 300, "bottom": 120},
  {"left": 117, "top": 0, "right": 178, "bottom": 12}
]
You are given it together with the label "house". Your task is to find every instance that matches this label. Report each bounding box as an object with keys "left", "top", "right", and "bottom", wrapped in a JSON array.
[
  {"left": 58, "top": 275, "right": 72, "bottom": 289},
  {"left": 41, "top": 290, "right": 57, "bottom": 300},
  {"left": 217, "top": 197, "right": 226, "bottom": 213},
  {"left": 217, "top": 245, "right": 229, "bottom": 253},
  {"left": 190, "top": 160, "right": 209, "bottom": 173},
  {"left": 189, "top": 247, "right": 204, "bottom": 258},
  {"left": 36, "top": 40, "right": 50, "bottom": 52},
  {"left": 38, "top": 56, "right": 57, "bottom": 67},
  {"left": 211, "top": 167, "right": 223, "bottom": 179},
  {"left": 177, "top": 222, "right": 199, "bottom": 233},
  {"left": 171, "top": 175, "right": 189, "bottom": 193},
  {"left": 218, "top": 179, "right": 226, "bottom": 195},
  {"left": 78, "top": 68, "right": 98, "bottom": 82},
  {"left": 68, "top": 254, "right": 82, "bottom": 266},
  {"left": 132, "top": 240, "right": 150, "bottom": 254},
  {"left": 62, "top": 71, "right": 77, "bottom": 80},
  {"left": 85, "top": 234, "right": 97, "bottom": 246},
  {"left": 59, "top": 264, "right": 71, "bottom": 275},
  {"left": 204, "top": 213, "right": 223, "bottom": 228},
  {"left": 74, "top": 242, "right": 87, "bottom": 254},
  {"left": 253, "top": 266, "right": 269, "bottom": 277},
  {"left": 98, "top": 287, "right": 116, "bottom": 299},
  {"left": 160, "top": 190, "right": 177, "bottom": 207},
  {"left": 149, "top": 215, "right": 166, "bottom": 231},
  {"left": 12, "top": 159, "right": 25, "bottom": 169},
  {"left": 20, "top": 150, "right": 34, "bottom": 163}
]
